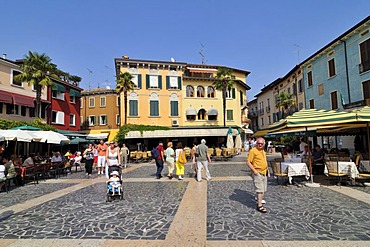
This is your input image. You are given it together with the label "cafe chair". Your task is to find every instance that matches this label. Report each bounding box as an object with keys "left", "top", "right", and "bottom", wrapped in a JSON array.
[
  {"left": 214, "top": 148, "right": 223, "bottom": 161},
  {"left": 270, "top": 161, "right": 287, "bottom": 185},
  {"left": 325, "top": 161, "right": 346, "bottom": 186},
  {"left": 141, "top": 151, "right": 149, "bottom": 162},
  {"left": 133, "top": 151, "right": 143, "bottom": 163}
]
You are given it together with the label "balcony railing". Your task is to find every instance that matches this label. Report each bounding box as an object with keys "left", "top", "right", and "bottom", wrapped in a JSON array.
[{"left": 343, "top": 99, "right": 368, "bottom": 109}]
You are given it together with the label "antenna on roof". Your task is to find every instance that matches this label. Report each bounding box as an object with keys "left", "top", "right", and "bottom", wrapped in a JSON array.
[
  {"left": 199, "top": 42, "right": 207, "bottom": 64},
  {"left": 87, "top": 68, "right": 93, "bottom": 89}
]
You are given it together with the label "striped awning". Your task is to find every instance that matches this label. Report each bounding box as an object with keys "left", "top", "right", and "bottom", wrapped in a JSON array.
[
  {"left": 251, "top": 129, "right": 270, "bottom": 138},
  {"left": 186, "top": 107, "right": 197, "bottom": 115},
  {"left": 352, "top": 106, "right": 370, "bottom": 121},
  {"left": 208, "top": 108, "right": 218, "bottom": 116}
]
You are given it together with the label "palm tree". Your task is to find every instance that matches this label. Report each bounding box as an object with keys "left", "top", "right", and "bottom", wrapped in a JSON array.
[
  {"left": 213, "top": 67, "right": 235, "bottom": 127},
  {"left": 15, "top": 51, "right": 58, "bottom": 118},
  {"left": 116, "top": 72, "right": 135, "bottom": 126},
  {"left": 275, "top": 91, "right": 296, "bottom": 119}
]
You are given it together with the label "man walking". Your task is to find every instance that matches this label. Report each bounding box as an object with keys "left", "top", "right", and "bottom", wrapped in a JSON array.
[
  {"left": 196, "top": 139, "right": 212, "bottom": 182},
  {"left": 246, "top": 137, "right": 269, "bottom": 213}
]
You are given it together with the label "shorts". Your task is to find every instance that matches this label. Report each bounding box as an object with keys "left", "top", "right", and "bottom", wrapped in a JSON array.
[{"left": 252, "top": 173, "right": 267, "bottom": 193}]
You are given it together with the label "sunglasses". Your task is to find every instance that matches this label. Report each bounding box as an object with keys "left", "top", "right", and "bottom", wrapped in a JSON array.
[{"left": 257, "top": 143, "right": 264, "bottom": 145}]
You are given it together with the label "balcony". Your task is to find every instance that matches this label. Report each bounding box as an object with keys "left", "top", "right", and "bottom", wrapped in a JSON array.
[
  {"left": 343, "top": 99, "right": 368, "bottom": 110},
  {"left": 265, "top": 106, "right": 270, "bottom": 113},
  {"left": 259, "top": 108, "right": 264, "bottom": 115}
]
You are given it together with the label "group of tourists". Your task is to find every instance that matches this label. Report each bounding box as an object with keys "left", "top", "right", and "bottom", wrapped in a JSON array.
[{"left": 152, "top": 139, "right": 212, "bottom": 182}]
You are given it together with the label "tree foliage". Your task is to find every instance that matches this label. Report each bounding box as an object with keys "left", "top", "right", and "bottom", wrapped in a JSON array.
[
  {"left": 116, "top": 72, "right": 135, "bottom": 125},
  {"left": 115, "top": 124, "right": 170, "bottom": 143},
  {"left": 213, "top": 67, "right": 235, "bottom": 127},
  {"left": 0, "top": 118, "right": 56, "bottom": 131}
]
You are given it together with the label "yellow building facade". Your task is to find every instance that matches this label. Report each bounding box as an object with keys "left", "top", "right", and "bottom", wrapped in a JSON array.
[{"left": 113, "top": 57, "right": 251, "bottom": 147}]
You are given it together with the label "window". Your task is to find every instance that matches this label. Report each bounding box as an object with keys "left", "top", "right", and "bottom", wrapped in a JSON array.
[
  {"left": 52, "top": 91, "right": 65, "bottom": 100},
  {"left": 99, "top": 115, "right": 107, "bottom": 125},
  {"left": 328, "top": 58, "right": 336, "bottom": 77},
  {"left": 129, "top": 100, "right": 138, "bottom": 116},
  {"left": 307, "top": 71, "right": 313, "bottom": 87},
  {"left": 116, "top": 114, "right": 120, "bottom": 125},
  {"left": 207, "top": 86, "right": 215, "bottom": 98},
  {"left": 89, "top": 97, "right": 95, "bottom": 108},
  {"left": 11, "top": 69, "right": 23, "bottom": 87},
  {"left": 309, "top": 99, "right": 315, "bottom": 109},
  {"left": 226, "top": 110, "right": 233, "bottom": 121},
  {"left": 187, "top": 115, "right": 196, "bottom": 120},
  {"left": 261, "top": 117, "right": 264, "bottom": 126},
  {"left": 186, "top": 86, "right": 194, "bottom": 97},
  {"left": 167, "top": 76, "right": 179, "bottom": 89},
  {"left": 287, "top": 87, "right": 291, "bottom": 94},
  {"left": 226, "top": 88, "right": 236, "bottom": 99},
  {"left": 298, "top": 79, "right": 303, "bottom": 93},
  {"left": 330, "top": 91, "right": 338, "bottom": 110},
  {"left": 0, "top": 102, "right": 2, "bottom": 114},
  {"left": 100, "top": 97, "right": 106, "bottom": 107},
  {"left": 198, "top": 109, "right": 206, "bottom": 120},
  {"left": 363, "top": 79, "right": 370, "bottom": 99},
  {"left": 21, "top": 106, "right": 26, "bottom": 116},
  {"left": 268, "top": 116, "right": 271, "bottom": 125},
  {"left": 359, "top": 38, "right": 370, "bottom": 73},
  {"left": 88, "top": 116, "right": 96, "bottom": 126},
  {"left": 52, "top": 111, "right": 65, "bottom": 124},
  {"left": 170, "top": 101, "right": 178, "bottom": 117},
  {"left": 132, "top": 74, "right": 138, "bottom": 87},
  {"left": 70, "top": 114, "right": 76, "bottom": 126},
  {"left": 150, "top": 100, "right": 159, "bottom": 116},
  {"left": 239, "top": 90, "right": 243, "bottom": 105},
  {"left": 149, "top": 75, "right": 159, "bottom": 88},
  {"left": 70, "top": 95, "right": 76, "bottom": 103},
  {"left": 29, "top": 107, "right": 35, "bottom": 117},
  {"left": 197, "top": 86, "right": 205, "bottom": 97}
]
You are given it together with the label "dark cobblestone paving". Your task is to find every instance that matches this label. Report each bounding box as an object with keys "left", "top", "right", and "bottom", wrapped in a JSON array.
[
  {"left": 207, "top": 180, "right": 370, "bottom": 240},
  {"left": 122, "top": 164, "right": 194, "bottom": 179},
  {"left": 352, "top": 185, "right": 370, "bottom": 194},
  {"left": 0, "top": 182, "right": 187, "bottom": 239},
  {"left": 0, "top": 183, "right": 77, "bottom": 209},
  {"left": 209, "top": 163, "right": 249, "bottom": 177}
]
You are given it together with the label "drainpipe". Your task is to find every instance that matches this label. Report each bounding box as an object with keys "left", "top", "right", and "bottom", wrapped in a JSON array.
[{"left": 341, "top": 39, "right": 351, "bottom": 105}]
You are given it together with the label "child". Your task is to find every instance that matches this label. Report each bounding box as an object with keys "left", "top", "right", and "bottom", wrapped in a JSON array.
[{"left": 107, "top": 171, "right": 121, "bottom": 196}]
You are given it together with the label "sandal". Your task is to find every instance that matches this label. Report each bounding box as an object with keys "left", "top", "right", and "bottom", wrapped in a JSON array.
[{"left": 256, "top": 204, "right": 267, "bottom": 213}]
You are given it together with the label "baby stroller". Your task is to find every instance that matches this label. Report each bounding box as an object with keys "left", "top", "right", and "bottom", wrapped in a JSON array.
[{"left": 106, "top": 165, "right": 123, "bottom": 202}]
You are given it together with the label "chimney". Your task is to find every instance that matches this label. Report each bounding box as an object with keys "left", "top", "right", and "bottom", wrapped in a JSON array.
[
  {"left": 2, "top": 54, "right": 6, "bottom": 59},
  {"left": 122, "top": 55, "right": 129, "bottom": 59}
]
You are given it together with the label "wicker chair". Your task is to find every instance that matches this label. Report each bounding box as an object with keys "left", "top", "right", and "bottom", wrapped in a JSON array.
[
  {"left": 270, "top": 161, "right": 287, "bottom": 185},
  {"left": 325, "top": 161, "right": 346, "bottom": 186}
]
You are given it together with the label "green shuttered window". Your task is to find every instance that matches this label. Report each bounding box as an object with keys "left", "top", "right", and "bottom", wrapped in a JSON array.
[{"left": 150, "top": 101, "right": 159, "bottom": 116}]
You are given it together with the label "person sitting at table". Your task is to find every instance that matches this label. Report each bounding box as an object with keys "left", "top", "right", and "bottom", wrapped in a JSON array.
[
  {"left": 313, "top": 145, "right": 325, "bottom": 175},
  {"left": 22, "top": 153, "right": 35, "bottom": 167},
  {"left": 51, "top": 151, "right": 63, "bottom": 163},
  {"left": 301, "top": 145, "right": 312, "bottom": 157},
  {"left": 4, "top": 156, "right": 16, "bottom": 179},
  {"left": 72, "top": 151, "right": 82, "bottom": 166}
]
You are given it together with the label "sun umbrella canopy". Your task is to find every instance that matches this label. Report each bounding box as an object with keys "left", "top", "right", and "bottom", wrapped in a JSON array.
[
  {"left": 226, "top": 133, "right": 234, "bottom": 149},
  {"left": 0, "top": 130, "right": 33, "bottom": 142},
  {"left": 29, "top": 131, "right": 70, "bottom": 144},
  {"left": 234, "top": 134, "right": 242, "bottom": 149},
  {"left": 70, "top": 137, "right": 90, "bottom": 145},
  {"left": 9, "top": 125, "right": 41, "bottom": 131}
]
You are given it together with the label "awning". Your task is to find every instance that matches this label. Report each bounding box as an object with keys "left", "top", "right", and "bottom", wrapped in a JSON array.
[
  {"left": 251, "top": 129, "right": 270, "bottom": 138},
  {"left": 125, "top": 128, "right": 234, "bottom": 139},
  {"left": 0, "top": 90, "right": 13, "bottom": 104},
  {"left": 70, "top": 89, "right": 81, "bottom": 97},
  {"left": 187, "top": 67, "right": 217, "bottom": 73},
  {"left": 86, "top": 133, "right": 109, "bottom": 140},
  {"left": 186, "top": 107, "right": 197, "bottom": 115},
  {"left": 208, "top": 108, "right": 218, "bottom": 116},
  {"left": 13, "top": 94, "right": 34, "bottom": 107},
  {"left": 56, "top": 129, "right": 86, "bottom": 137},
  {"left": 52, "top": 83, "right": 66, "bottom": 92}
]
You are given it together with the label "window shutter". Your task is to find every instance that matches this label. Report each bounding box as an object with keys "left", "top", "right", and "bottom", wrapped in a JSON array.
[
  {"left": 146, "top": 75, "right": 150, "bottom": 89},
  {"left": 166, "top": 76, "right": 170, "bottom": 89},
  {"left": 158, "top": 75, "right": 162, "bottom": 89},
  {"left": 178, "top": 77, "right": 182, "bottom": 90},
  {"left": 138, "top": 75, "right": 142, "bottom": 89},
  {"left": 97, "top": 116, "right": 100, "bottom": 125},
  {"left": 240, "top": 90, "right": 243, "bottom": 105},
  {"left": 232, "top": 88, "right": 236, "bottom": 99},
  {"left": 171, "top": 101, "right": 178, "bottom": 116}
]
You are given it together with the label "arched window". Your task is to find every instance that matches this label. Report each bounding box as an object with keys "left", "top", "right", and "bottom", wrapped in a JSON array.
[
  {"left": 197, "top": 86, "right": 205, "bottom": 97},
  {"left": 186, "top": 85, "right": 194, "bottom": 97},
  {"left": 207, "top": 86, "right": 215, "bottom": 98},
  {"left": 198, "top": 108, "right": 206, "bottom": 120}
]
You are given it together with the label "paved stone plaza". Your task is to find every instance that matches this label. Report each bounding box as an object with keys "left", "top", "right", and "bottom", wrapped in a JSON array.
[{"left": 0, "top": 152, "right": 370, "bottom": 247}]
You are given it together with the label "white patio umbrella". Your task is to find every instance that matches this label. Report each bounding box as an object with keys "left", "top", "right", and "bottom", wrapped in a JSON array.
[
  {"left": 28, "top": 131, "right": 70, "bottom": 144},
  {"left": 235, "top": 133, "right": 242, "bottom": 149},
  {"left": 226, "top": 127, "right": 234, "bottom": 149},
  {"left": 0, "top": 129, "right": 33, "bottom": 142}
]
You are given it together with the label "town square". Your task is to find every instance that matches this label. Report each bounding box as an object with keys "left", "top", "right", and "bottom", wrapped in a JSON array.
[{"left": 1, "top": 1, "right": 370, "bottom": 246}]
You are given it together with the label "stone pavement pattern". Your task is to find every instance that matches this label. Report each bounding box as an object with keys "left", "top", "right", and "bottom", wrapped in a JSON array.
[{"left": 0, "top": 152, "right": 369, "bottom": 246}]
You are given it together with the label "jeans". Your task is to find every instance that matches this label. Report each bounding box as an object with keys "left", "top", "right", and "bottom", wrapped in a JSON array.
[{"left": 155, "top": 159, "right": 164, "bottom": 177}]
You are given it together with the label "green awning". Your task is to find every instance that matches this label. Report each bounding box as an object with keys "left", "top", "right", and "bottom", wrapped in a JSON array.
[
  {"left": 70, "top": 89, "right": 81, "bottom": 97},
  {"left": 52, "top": 84, "right": 65, "bottom": 92}
]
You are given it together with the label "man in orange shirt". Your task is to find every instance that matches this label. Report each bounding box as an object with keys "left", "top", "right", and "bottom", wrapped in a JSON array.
[
  {"left": 246, "top": 137, "right": 269, "bottom": 213},
  {"left": 97, "top": 139, "right": 108, "bottom": 175}
]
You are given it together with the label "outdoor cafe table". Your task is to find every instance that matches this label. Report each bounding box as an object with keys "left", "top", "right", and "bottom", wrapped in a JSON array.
[
  {"left": 281, "top": 162, "right": 310, "bottom": 184},
  {"left": 324, "top": 161, "right": 359, "bottom": 179},
  {"left": 284, "top": 157, "right": 302, "bottom": 163},
  {"left": 360, "top": 160, "right": 370, "bottom": 172}
]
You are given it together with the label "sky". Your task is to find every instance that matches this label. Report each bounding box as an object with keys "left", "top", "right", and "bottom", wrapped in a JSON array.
[{"left": 2, "top": 0, "right": 370, "bottom": 98}]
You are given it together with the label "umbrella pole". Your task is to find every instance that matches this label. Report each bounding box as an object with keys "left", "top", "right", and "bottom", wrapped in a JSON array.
[
  {"left": 305, "top": 127, "right": 320, "bottom": 187},
  {"left": 367, "top": 122, "right": 370, "bottom": 157}
]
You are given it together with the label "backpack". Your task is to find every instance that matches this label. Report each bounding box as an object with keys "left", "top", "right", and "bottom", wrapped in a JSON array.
[
  {"left": 151, "top": 147, "right": 159, "bottom": 159},
  {"left": 178, "top": 150, "right": 187, "bottom": 164}
]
